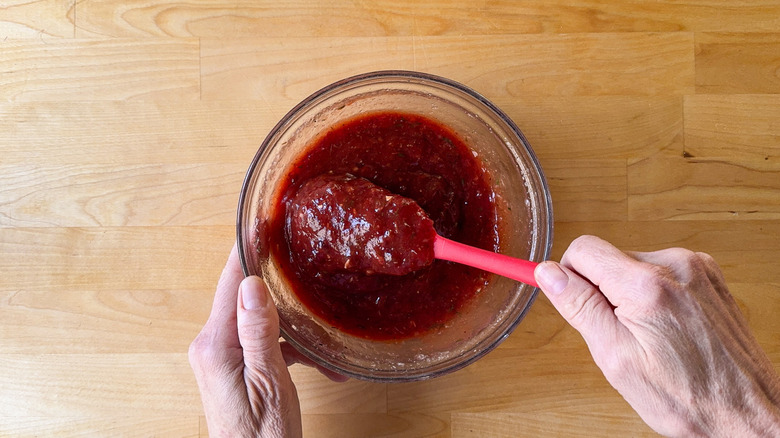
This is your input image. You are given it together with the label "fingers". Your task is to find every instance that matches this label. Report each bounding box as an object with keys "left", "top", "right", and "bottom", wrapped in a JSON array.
[
  {"left": 626, "top": 247, "right": 707, "bottom": 286},
  {"left": 627, "top": 248, "right": 734, "bottom": 303},
  {"left": 280, "top": 342, "right": 350, "bottom": 382},
  {"left": 237, "top": 275, "right": 281, "bottom": 352},
  {"left": 236, "top": 276, "right": 289, "bottom": 372},
  {"left": 201, "top": 243, "right": 245, "bottom": 349},
  {"left": 534, "top": 261, "right": 622, "bottom": 359},
  {"left": 693, "top": 252, "right": 732, "bottom": 298},
  {"left": 189, "top": 243, "right": 245, "bottom": 377},
  {"left": 561, "top": 235, "right": 663, "bottom": 309},
  {"left": 237, "top": 275, "right": 349, "bottom": 383},
  {"left": 629, "top": 248, "right": 751, "bottom": 339}
]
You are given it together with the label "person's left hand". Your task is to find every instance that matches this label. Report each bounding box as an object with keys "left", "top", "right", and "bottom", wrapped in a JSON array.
[{"left": 189, "top": 244, "right": 347, "bottom": 438}]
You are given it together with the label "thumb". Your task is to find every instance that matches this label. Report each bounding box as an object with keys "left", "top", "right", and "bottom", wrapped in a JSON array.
[
  {"left": 236, "top": 276, "right": 287, "bottom": 370},
  {"left": 534, "top": 261, "right": 621, "bottom": 356}
]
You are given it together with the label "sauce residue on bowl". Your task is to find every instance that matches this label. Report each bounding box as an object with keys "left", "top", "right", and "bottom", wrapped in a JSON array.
[{"left": 267, "top": 111, "right": 499, "bottom": 340}]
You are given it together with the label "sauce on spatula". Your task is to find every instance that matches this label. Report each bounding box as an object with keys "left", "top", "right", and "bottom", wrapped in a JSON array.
[
  {"left": 286, "top": 173, "right": 436, "bottom": 276},
  {"left": 287, "top": 173, "right": 540, "bottom": 288}
]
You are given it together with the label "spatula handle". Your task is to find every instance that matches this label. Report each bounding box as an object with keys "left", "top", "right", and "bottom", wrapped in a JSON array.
[{"left": 433, "top": 235, "right": 540, "bottom": 288}]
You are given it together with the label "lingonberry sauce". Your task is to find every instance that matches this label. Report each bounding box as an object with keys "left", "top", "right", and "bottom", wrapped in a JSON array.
[{"left": 267, "top": 111, "right": 499, "bottom": 340}]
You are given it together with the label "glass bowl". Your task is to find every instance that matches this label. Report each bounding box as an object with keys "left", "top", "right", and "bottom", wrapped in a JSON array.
[{"left": 237, "top": 71, "right": 553, "bottom": 382}]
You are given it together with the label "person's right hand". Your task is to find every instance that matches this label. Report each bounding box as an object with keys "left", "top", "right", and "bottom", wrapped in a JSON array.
[{"left": 534, "top": 235, "right": 780, "bottom": 437}]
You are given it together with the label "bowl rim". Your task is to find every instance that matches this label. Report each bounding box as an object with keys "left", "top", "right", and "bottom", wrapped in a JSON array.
[{"left": 236, "top": 70, "right": 554, "bottom": 381}]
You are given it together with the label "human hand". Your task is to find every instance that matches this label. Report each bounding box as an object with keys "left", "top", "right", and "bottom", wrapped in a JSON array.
[
  {"left": 189, "top": 244, "right": 347, "bottom": 438},
  {"left": 534, "top": 235, "right": 780, "bottom": 437}
]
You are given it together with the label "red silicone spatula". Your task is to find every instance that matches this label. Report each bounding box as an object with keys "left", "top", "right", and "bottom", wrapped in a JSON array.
[
  {"left": 288, "top": 173, "right": 541, "bottom": 287},
  {"left": 433, "top": 234, "right": 540, "bottom": 288}
]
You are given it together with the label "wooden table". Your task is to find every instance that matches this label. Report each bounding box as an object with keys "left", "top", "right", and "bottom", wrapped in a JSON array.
[{"left": 2, "top": 2, "right": 779, "bottom": 436}]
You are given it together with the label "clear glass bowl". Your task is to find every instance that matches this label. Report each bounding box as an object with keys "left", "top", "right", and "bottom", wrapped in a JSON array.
[{"left": 237, "top": 71, "right": 553, "bottom": 382}]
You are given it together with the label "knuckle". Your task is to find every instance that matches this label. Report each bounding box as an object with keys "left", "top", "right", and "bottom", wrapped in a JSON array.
[
  {"left": 564, "top": 288, "right": 603, "bottom": 331},
  {"left": 187, "top": 334, "right": 206, "bottom": 365},
  {"left": 599, "top": 347, "right": 630, "bottom": 378},
  {"left": 672, "top": 247, "right": 702, "bottom": 271},
  {"left": 568, "top": 235, "right": 600, "bottom": 254},
  {"left": 563, "top": 235, "right": 606, "bottom": 267},
  {"left": 632, "top": 263, "right": 675, "bottom": 306},
  {"left": 598, "top": 344, "right": 645, "bottom": 386},
  {"left": 238, "top": 319, "right": 278, "bottom": 348},
  {"left": 662, "top": 247, "right": 710, "bottom": 278},
  {"left": 188, "top": 331, "right": 219, "bottom": 370},
  {"left": 694, "top": 251, "right": 719, "bottom": 271}
]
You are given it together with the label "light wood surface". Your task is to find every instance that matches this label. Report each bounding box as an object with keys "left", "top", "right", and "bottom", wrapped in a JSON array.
[{"left": 1, "top": 1, "right": 779, "bottom": 437}]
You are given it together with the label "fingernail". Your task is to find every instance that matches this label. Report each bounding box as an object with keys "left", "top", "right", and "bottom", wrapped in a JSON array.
[
  {"left": 535, "top": 262, "right": 569, "bottom": 295},
  {"left": 240, "top": 276, "right": 266, "bottom": 310}
]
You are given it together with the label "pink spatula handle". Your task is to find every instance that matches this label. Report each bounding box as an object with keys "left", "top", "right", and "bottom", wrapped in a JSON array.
[{"left": 433, "top": 235, "right": 540, "bottom": 288}]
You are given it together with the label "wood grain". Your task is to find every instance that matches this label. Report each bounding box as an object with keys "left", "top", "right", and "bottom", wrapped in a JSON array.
[
  {"left": 287, "top": 368, "right": 387, "bottom": 414},
  {"left": 0, "top": 38, "right": 199, "bottom": 100},
  {"left": 0, "top": 163, "right": 244, "bottom": 227},
  {"left": 0, "top": 101, "right": 276, "bottom": 165},
  {"left": 696, "top": 32, "right": 780, "bottom": 94},
  {"left": 302, "top": 412, "right": 450, "bottom": 438},
  {"left": 2, "top": 1, "right": 780, "bottom": 436},
  {"left": 0, "top": 226, "right": 233, "bottom": 292},
  {"left": 0, "top": 0, "right": 74, "bottom": 38},
  {"left": 0, "top": 355, "right": 376, "bottom": 422},
  {"left": 544, "top": 159, "right": 627, "bottom": 222},
  {"left": 0, "top": 417, "right": 199, "bottom": 438},
  {"left": 496, "top": 96, "right": 684, "bottom": 161},
  {"left": 728, "top": 283, "right": 780, "bottom": 357},
  {"left": 451, "top": 412, "right": 656, "bottom": 438},
  {"left": 0, "top": 353, "right": 201, "bottom": 417},
  {"left": 684, "top": 94, "right": 780, "bottom": 161},
  {"left": 628, "top": 156, "right": 780, "bottom": 220},
  {"left": 0, "top": 288, "right": 210, "bottom": 353},
  {"left": 201, "top": 33, "right": 694, "bottom": 102},
  {"left": 386, "top": 346, "right": 629, "bottom": 415},
  {"left": 72, "top": 0, "right": 780, "bottom": 38}
]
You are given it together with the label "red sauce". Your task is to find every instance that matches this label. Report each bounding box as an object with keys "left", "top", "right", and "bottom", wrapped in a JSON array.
[
  {"left": 287, "top": 173, "right": 436, "bottom": 276},
  {"left": 267, "top": 111, "right": 499, "bottom": 340}
]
